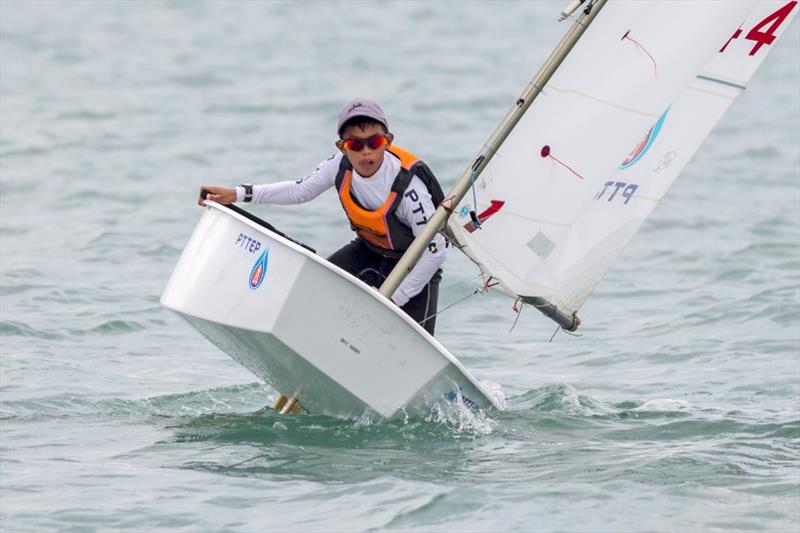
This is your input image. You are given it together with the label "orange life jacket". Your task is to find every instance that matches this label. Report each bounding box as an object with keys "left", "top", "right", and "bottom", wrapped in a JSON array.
[{"left": 335, "top": 145, "right": 443, "bottom": 257}]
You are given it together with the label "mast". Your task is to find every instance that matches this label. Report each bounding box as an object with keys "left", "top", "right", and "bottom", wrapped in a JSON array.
[{"left": 379, "top": 0, "right": 606, "bottom": 330}]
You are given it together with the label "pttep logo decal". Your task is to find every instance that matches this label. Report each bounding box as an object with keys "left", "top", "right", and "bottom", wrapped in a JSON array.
[
  {"left": 619, "top": 107, "right": 670, "bottom": 170},
  {"left": 249, "top": 249, "right": 269, "bottom": 290}
]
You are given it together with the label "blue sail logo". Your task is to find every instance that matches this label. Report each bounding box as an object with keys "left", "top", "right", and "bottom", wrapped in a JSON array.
[
  {"left": 249, "top": 249, "right": 269, "bottom": 290},
  {"left": 619, "top": 107, "right": 670, "bottom": 170}
]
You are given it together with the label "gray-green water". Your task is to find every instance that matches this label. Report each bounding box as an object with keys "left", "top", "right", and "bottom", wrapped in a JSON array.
[{"left": 1, "top": 1, "right": 798, "bottom": 531}]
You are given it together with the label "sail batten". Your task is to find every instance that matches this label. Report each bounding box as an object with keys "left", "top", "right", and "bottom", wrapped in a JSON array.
[
  {"left": 545, "top": 85, "right": 665, "bottom": 117},
  {"left": 695, "top": 75, "right": 748, "bottom": 90}
]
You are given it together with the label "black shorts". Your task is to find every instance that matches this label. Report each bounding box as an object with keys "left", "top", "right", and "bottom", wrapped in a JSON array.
[{"left": 327, "top": 239, "right": 442, "bottom": 335}]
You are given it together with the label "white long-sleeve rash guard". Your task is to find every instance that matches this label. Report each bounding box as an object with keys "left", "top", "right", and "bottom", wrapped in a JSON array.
[{"left": 235, "top": 151, "right": 447, "bottom": 306}]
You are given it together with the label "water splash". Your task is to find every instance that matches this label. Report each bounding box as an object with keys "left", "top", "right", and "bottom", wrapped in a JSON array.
[
  {"left": 480, "top": 380, "right": 508, "bottom": 410},
  {"left": 425, "top": 391, "right": 496, "bottom": 436}
]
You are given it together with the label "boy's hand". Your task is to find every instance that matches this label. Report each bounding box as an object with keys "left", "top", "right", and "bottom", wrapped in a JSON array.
[{"left": 198, "top": 186, "right": 236, "bottom": 205}]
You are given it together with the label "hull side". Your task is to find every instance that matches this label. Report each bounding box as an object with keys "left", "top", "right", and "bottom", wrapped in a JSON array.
[{"left": 162, "top": 203, "right": 502, "bottom": 418}]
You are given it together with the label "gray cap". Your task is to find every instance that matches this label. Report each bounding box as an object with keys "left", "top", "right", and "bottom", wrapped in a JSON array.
[{"left": 336, "top": 98, "right": 388, "bottom": 136}]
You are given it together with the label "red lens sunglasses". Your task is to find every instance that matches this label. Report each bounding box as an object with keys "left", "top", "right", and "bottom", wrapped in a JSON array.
[{"left": 340, "top": 134, "right": 388, "bottom": 152}]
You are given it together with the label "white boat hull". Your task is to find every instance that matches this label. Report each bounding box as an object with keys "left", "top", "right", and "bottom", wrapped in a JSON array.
[{"left": 161, "top": 202, "right": 503, "bottom": 419}]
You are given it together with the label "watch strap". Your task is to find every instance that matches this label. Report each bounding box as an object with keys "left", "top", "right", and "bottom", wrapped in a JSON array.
[{"left": 240, "top": 184, "right": 253, "bottom": 202}]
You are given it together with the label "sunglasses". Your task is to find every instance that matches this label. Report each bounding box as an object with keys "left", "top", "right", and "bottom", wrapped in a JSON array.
[{"left": 340, "top": 134, "right": 388, "bottom": 152}]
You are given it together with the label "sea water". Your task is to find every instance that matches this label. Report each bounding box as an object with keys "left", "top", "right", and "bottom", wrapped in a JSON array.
[{"left": 1, "top": 1, "right": 798, "bottom": 531}]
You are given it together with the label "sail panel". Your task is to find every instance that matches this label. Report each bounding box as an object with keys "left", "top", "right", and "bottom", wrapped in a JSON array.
[
  {"left": 448, "top": 0, "right": 790, "bottom": 316},
  {"left": 548, "top": 0, "right": 799, "bottom": 313}
]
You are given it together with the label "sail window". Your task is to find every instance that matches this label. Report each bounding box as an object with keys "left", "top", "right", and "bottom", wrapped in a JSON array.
[{"left": 527, "top": 231, "right": 555, "bottom": 260}]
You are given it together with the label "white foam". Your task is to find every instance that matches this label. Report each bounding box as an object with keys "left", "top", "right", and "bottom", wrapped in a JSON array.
[
  {"left": 426, "top": 391, "right": 497, "bottom": 435},
  {"left": 480, "top": 380, "right": 508, "bottom": 411},
  {"left": 632, "top": 399, "right": 691, "bottom": 412}
]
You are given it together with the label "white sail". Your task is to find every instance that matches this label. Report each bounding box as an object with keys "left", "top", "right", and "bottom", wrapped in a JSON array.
[
  {"left": 558, "top": 0, "right": 799, "bottom": 313},
  {"left": 447, "top": 0, "right": 794, "bottom": 319}
]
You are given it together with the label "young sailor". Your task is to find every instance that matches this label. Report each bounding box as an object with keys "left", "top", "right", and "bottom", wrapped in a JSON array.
[{"left": 200, "top": 98, "right": 447, "bottom": 334}]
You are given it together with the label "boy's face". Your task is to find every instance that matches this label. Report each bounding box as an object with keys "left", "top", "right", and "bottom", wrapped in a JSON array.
[{"left": 337, "top": 123, "right": 393, "bottom": 178}]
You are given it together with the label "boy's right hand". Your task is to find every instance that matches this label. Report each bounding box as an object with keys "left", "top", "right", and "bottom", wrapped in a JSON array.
[{"left": 198, "top": 186, "right": 237, "bottom": 206}]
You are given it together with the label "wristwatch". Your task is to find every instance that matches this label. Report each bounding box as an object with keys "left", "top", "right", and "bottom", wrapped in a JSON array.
[{"left": 240, "top": 184, "right": 253, "bottom": 202}]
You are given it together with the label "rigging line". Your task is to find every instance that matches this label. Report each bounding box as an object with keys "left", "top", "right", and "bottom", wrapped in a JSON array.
[
  {"left": 469, "top": 171, "right": 481, "bottom": 228},
  {"left": 446, "top": 238, "right": 467, "bottom": 250},
  {"left": 548, "top": 323, "right": 583, "bottom": 342},
  {"left": 417, "top": 276, "right": 498, "bottom": 325},
  {"left": 440, "top": 224, "right": 467, "bottom": 250},
  {"left": 438, "top": 194, "right": 457, "bottom": 216},
  {"left": 509, "top": 297, "right": 523, "bottom": 333}
]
